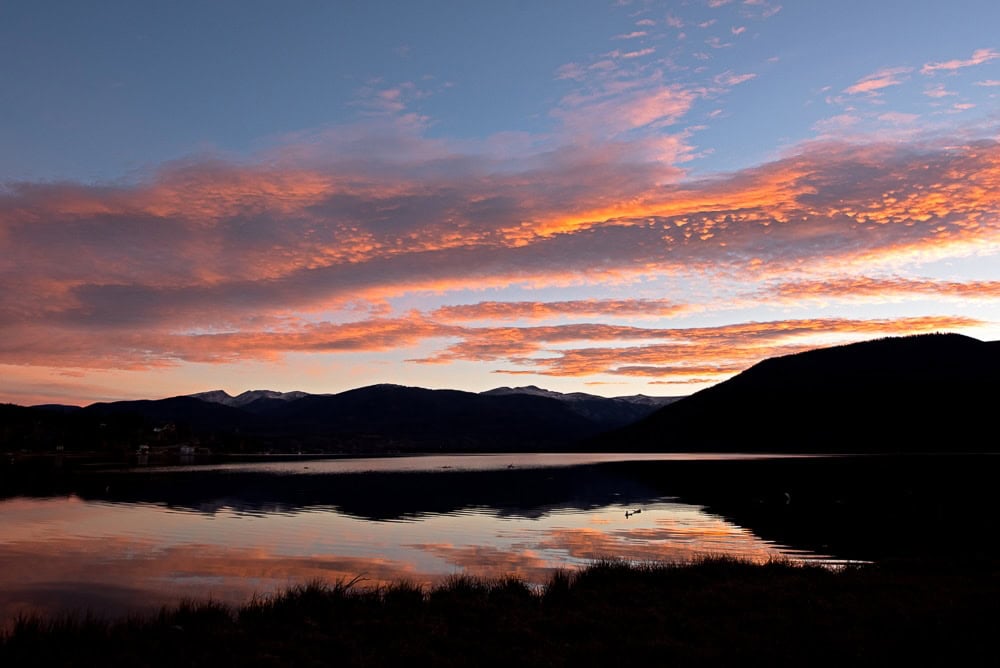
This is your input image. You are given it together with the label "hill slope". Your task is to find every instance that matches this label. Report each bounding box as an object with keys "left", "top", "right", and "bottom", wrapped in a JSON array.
[{"left": 603, "top": 333, "right": 1000, "bottom": 453}]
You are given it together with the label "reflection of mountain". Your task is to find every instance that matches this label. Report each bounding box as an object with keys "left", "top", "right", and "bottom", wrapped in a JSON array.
[
  {"left": 30, "top": 454, "right": 1000, "bottom": 561},
  {"left": 625, "top": 455, "right": 1000, "bottom": 561},
  {"left": 603, "top": 333, "right": 1000, "bottom": 453},
  {"left": 66, "top": 463, "right": 668, "bottom": 521}
]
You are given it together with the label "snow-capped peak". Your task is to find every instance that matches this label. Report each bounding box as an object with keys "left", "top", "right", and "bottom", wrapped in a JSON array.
[{"left": 190, "top": 389, "right": 308, "bottom": 407}]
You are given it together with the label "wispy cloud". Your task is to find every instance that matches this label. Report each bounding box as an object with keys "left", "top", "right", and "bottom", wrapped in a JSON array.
[
  {"left": 746, "top": 1, "right": 782, "bottom": 19},
  {"left": 713, "top": 70, "right": 756, "bottom": 86},
  {"left": 354, "top": 80, "right": 430, "bottom": 116},
  {"left": 614, "top": 31, "right": 648, "bottom": 40},
  {"left": 924, "top": 83, "right": 956, "bottom": 98},
  {"left": 921, "top": 48, "right": 999, "bottom": 75},
  {"left": 843, "top": 67, "right": 911, "bottom": 95},
  {"left": 811, "top": 113, "right": 859, "bottom": 134},
  {"left": 554, "top": 81, "right": 697, "bottom": 137},
  {"left": 878, "top": 111, "right": 919, "bottom": 124},
  {"left": 620, "top": 47, "right": 656, "bottom": 59}
]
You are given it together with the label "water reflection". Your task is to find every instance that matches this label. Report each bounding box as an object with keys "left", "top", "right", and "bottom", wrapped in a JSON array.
[
  {"left": 28, "top": 455, "right": 793, "bottom": 522},
  {"left": 143, "top": 452, "right": 812, "bottom": 475},
  {"left": 8, "top": 452, "right": 993, "bottom": 624},
  {"left": 0, "top": 493, "right": 812, "bottom": 623}
]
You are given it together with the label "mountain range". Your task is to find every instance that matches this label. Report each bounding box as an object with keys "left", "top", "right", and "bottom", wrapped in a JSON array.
[
  {"left": 3, "top": 333, "right": 997, "bottom": 455},
  {"left": 3, "top": 384, "right": 680, "bottom": 454}
]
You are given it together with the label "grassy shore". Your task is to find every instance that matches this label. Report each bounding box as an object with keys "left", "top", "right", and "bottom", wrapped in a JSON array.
[{"left": 3, "top": 557, "right": 998, "bottom": 667}]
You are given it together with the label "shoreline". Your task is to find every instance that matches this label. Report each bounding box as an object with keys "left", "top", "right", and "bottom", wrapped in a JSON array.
[{"left": 3, "top": 557, "right": 997, "bottom": 666}]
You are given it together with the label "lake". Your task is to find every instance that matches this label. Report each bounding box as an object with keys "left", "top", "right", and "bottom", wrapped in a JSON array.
[
  {"left": 0, "top": 453, "right": 839, "bottom": 623},
  {"left": 4, "top": 451, "right": 997, "bottom": 624}
]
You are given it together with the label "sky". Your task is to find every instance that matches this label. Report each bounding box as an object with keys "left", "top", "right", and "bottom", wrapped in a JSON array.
[{"left": 2, "top": 0, "right": 999, "bottom": 406}]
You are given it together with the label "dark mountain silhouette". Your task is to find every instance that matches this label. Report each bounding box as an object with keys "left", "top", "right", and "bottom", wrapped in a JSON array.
[
  {"left": 482, "top": 385, "right": 680, "bottom": 429},
  {"left": 231, "top": 384, "right": 601, "bottom": 451},
  {"left": 5, "top": 334, "right": 997, "bottom": 456},
  {"left": 84, "top": 396, "right": 260, "bottom": 432},
  {"left": 21, "top": 384, "right": 672, "bottom": 454},
  {"left": 602, "top": 333, "right": 1000, "bottom": 453},
  {"left": 30, "top": 404, "right": 83, "bottom": 414}
]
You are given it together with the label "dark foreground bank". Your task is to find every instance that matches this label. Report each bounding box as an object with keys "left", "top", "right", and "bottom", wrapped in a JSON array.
[{"left": 3, "top": 558, "right": 998, "bottom": 667}]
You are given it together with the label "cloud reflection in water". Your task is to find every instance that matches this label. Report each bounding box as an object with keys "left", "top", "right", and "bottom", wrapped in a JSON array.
[{"left": 0, "top": 495, "right": 809, "bottom": 623}]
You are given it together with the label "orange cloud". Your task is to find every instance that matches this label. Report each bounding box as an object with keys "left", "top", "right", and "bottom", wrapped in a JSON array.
[
  {"left": 535, "top": 522, "right": 784, "bottom": 564},
  {"left": 431, "top": 299, "right": 689, "bottom": 322},
  {"left": 417, "top": 315, "right": 982, "bottom": 380},
  {"left": 769, "top": 277, "right": 1000, "bottom": 301},
  {"left": 0, "top": 315, "right": 459, "bottom": 368}
]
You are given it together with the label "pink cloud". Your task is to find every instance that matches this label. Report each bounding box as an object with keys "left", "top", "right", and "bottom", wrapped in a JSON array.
[
  {"left": 844, "top": 67, "right": 911, "bottom": 95},
  {"left": 554, "top": 83, "right": 698, "bottom": 137},
  {"left": 614, "top": 31, "right": 648, "bottom": 40},
  {"left": 743, "top": 0, "right": 781, "bottom": 19},
  {"left": 555, "top": 62, "right": 586, "bottom": 80},
  {"left": 713, "top": 70, "right": 756, "bottom": 86},
  {"left": 878, "top": 112, "right": 920, "bottom": 124},
  {"left": 620, "top": 47, "right": 656, "bottom": 59},
  {"left": 353, "top": 81, "right": 431, "bottom": 116},
  {"left": 812, "top": 113, "right": 860, "bottom": 134},
  {"left": 921, "top": 48, "right": 999, "bottom": 75},
  {"left": 924, "top": 83, "right": 956, "bottom": 98}
]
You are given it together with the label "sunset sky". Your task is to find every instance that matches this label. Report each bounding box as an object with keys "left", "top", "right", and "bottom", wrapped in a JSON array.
[{"left": 2, "top": 0, "right": 999, "bottom": 406}]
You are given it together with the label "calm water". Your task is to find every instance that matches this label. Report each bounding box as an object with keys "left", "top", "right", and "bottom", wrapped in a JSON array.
[{"left": 0, "top": 453, "right": 829, "bottom": 622}]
